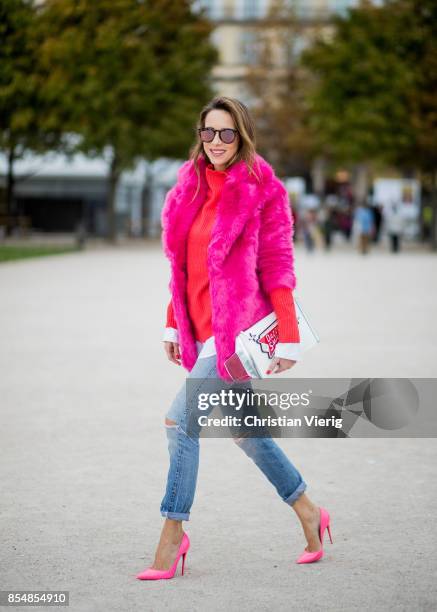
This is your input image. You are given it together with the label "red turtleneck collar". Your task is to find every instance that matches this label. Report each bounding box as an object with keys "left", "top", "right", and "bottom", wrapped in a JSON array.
[{"left": 205, "top": 162, "right": 227, "bottom": 193}]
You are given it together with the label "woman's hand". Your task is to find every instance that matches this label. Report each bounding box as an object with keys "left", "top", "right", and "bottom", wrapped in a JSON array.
[
  {"left": 266, "top": 356, "right": 296, "bottom": 375},
  {"left": 164, "top": 341, "right": 181, "bottom": 365}
]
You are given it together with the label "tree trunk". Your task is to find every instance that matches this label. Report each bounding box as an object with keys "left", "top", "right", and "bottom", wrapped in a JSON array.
[
  {"left": 6, "top": 146, "right": 16, "bottom": 236},
  {"left": 352, "top": 163, "right": 369, "bottom": 204},
  {"left": 311, "top": 156, "right": 327, "bottom": 197},
  {"left": 431, "top": 170, "right": 437, "bottom": 251},
  {"left": 107, "top": 153, "right": 120, "bottom": 244},
  {"left": 142, "top": 160, "right": 152, "bottom": 238}
]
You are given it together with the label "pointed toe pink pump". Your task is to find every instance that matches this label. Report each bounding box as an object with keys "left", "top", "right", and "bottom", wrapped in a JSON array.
[
  {"left": 296, "top": 507, "right": 333, "bottom": 564},
  {"left": 136, "top": 532, "right": 190, "bottom": 580}
]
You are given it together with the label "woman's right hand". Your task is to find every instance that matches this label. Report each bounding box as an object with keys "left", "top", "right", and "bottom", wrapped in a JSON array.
[{"left": 164, "top": 341, "right": 181, "bottom": 365}]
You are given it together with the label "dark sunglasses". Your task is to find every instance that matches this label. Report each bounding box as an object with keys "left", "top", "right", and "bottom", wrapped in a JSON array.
[{"left": 198, "top": 127, "right": 239, "bottom": 144}]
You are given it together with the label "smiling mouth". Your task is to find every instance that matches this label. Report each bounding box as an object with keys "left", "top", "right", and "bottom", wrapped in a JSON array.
[{"left": 210, "top": 149, "right": 226, "bottom": 156}]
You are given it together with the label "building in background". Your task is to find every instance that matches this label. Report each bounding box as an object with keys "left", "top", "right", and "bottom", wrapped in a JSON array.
[
  {"left": 193, "top": 0, "right": 363, "bottom": 103},
  {"left": 0, "top": 152, "right": 150, "bottom": 238},
  {"left": 0, "top": 151, "right": 184, "bottom": 239}
]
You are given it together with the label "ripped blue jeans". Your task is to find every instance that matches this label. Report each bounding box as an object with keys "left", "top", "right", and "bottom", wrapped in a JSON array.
[{"left": 160, "top": 354, "right": 307, "bottom": 521}]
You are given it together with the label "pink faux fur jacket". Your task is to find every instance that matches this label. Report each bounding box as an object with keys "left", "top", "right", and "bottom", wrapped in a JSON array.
[{"left": 161, "top": 152, "right": 297, "bottom": 381}]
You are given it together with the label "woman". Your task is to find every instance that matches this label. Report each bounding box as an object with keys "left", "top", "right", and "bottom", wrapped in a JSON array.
[{"left": 136, "top": 97, "right": 332, "bottom": 580}]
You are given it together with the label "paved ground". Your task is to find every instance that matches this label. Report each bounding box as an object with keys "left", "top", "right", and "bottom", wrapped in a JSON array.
[{"left": 1, "top": 238, "right": 436, "bottom": 612}]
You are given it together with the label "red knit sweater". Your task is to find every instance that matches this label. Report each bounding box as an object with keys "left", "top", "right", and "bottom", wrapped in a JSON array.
[{"left": 166, "top": 163, "right": 300, "bottom": 344}]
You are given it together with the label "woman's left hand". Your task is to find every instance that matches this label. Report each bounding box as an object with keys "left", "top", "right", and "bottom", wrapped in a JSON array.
[{"left": 266, "top": 356, "right": 296, "bottom": 375}]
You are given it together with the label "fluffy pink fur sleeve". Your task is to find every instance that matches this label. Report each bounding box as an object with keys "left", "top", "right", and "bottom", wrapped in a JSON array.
[{"left": 257, "top": 181, "right": 297, "bottom": 294}]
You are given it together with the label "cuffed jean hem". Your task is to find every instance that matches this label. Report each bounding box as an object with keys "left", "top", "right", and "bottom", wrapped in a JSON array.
[
  {"left": 283, "top": 480, "right": 307, "bottom": 506},
  {"left": 160, "top": 510, "right": 190, "bottom": 521}
]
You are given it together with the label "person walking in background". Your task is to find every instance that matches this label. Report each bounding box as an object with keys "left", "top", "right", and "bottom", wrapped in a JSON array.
[
  {"left": 370, "top": 200, "right": 383, "bottom": 243},
  {"left": 384, "top": 201, "right": 405, "bottom": 253},
  {"left": 337, "top": 200, "right": 353, "bottom": 241},
  {"left": 301, "top": 207, "right": 316, "bottom": 252},
  {"left": 353, "top": 200, "right": 375, "bottom": 255},
  {"left": 319, "top": 200, "right": 335, "bottom": 251},
  {"left": 136, "top": 96, "right": 333, "bottom": 581},
  {"left": 422, "top": 203, "right": 432, "bottom": 242}
]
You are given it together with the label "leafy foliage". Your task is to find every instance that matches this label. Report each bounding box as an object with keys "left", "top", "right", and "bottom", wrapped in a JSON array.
[
  {"left": 36, "top": 0, "right": 218, "bottom": 167},
  {"left": 301, "top": 0, "right": 437, "bottom": 172},
  {"left": 0, "top": 0, "right": 63, "bottom": 157}
]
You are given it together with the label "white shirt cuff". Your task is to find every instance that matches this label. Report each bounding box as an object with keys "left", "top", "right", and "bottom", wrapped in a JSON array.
[
  {"left": 274, "top": 342, "right": 301, "bottom": 361},
  {"left": 163, "top": 327, "right": 179, "bottom": 343}
]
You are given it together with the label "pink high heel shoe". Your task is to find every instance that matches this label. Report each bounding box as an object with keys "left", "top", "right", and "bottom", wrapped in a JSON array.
[
  {"left": 296, "top": 507, "right": 333, "bottom": 564},
  {"left": 136, "top": 532, "right": 190, "bottom": 580}
]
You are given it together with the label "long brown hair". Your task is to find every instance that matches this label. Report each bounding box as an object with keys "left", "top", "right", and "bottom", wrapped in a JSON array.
[{"left": 188, "top": 96, "right": 262, "bottom": 202}]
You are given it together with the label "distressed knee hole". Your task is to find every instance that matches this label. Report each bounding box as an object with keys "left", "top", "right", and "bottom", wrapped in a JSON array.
[{"left": 165, "top": 418, "right": 177, "bottom": 427}]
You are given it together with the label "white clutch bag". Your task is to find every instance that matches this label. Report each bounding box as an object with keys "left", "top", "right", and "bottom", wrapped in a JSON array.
[{"left": 224, "top": 296, "right": 320, "bottom": 381}]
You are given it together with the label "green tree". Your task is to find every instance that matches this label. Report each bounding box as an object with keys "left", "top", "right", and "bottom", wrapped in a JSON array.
[
  {"left": 301, "top": 1, "right": 416, "bottom": 166},
  {"left": 37, "top": 0, "right": 218, "bottom": 242},
  {"left": 391, "top": 0, "right": 437, "bottom": 173},
  {"left": 0, "top": 0, "right": 63, "bottom": 232}
]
